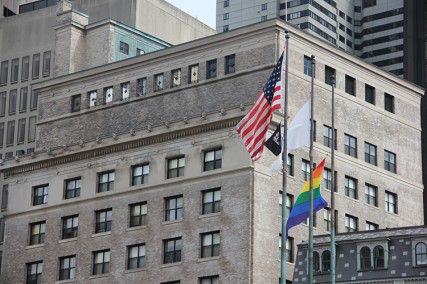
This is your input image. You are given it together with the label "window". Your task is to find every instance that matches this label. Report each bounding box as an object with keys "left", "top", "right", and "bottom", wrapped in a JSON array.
[
  {"left": 364, "top": 142, "right": 377, "bottom": 165},
  {"left": 287, "top": 154, "right": 294, "bottom": 176},
  {"left": 286, "top": 237, "right": 294, "bottom": 263},
  {"left": 17, "top": 118, "right": 26, "bottom": 144},
  {"left": 11, "top": 58, "right": 19, "bottom": 83},
  {"left": 223, "top": 25, "right": 229, "bottom": 32},
  {"left": 415, "top": 242, "right": 427, "bottom": 266},
  {"left": 201, "top": 231, "right": 220, "bottom": 258},
  {"left": 324, "top": 208, "right": 331, "bottom": 232},
  {"left": 365, "top": 84, "right": 375, "bottom": 104},
  {"left": 62, "top": 215, "right": 78, "bottom": 239},
  {"left": 345, "top": 214, "right": 358, "bottom": 232},
  {"left": 19, "top": 87, "right": 28, "bottom": 113},
  {"left": 225, "top": 54, "right": 235, "bottom": 74},
  {"left": 204, "top": 148, "right": 222, "bottom": 171},
  {"left": 0, "top": 122, "right": 4, "bottom": 148},
  {"left": 302, "top": 159, "right": 310, "bottom": 181},
  {"left": 206, "top": 59, "right": 217, "bottom": 79},
  {"left": 167, "top": 156, "right": 185, "bottom": 178},
  {"left": 165, "top": 195, "right": 183, "bottom": 221},
  {"left": 0, "top": 61, "right": 8, "bottom": 85},
  {"left": 42, "top": 51, "right": 51, "bottom": 77},
  {"left": 32, "top": 54, "right": 40, "bottom": 79},
  {"left": 223, "top": 0, "right": 229, "bottom": 7},
  {"left": 164, "top": 237, "right": 182, "bottom": 263},
  {"left": 171, "top": 69, "right": 181, "bottom": 87},
  {"left": 360, "top": 247, "right": 371, "bottom": 269},
  {"left": 323, "top": 125, "right": 336, "bottom": 149},
  {"left": 366, "top": 221, "right": 378, "bottom": 231},
  {"left": 28, "top": 116, "right": 36, "bottom": 142},
  {"left": 121, "top": 82, "right": 130, "bottom": 100},
  {"left": 132, "top": 164, "right": 149, "bottom": 186},
  {"left": 345, "top": 75, "right": 355, "bottom": 96},
  {"left": 129, "top": 202, "right": 147, "bottom": 227},
  {"left": 202, "top": 188, "right": 221, "bottom": 214},
  {"left": 325, "top": 65, "right": 335, "bottom": 85},
  {"left": 71, "top": 94, "right": 81, "bottom": 112},
  {"left": 261, "top": 3, "right": 267, "bottom": 10},
  {"left": 127, "top": 244, "right": 145, "bottom": 269},
  {"left": 119, "top": 41, "right": 129, "bottom": 55},
  {"left": 97, "top": 170, "right": 115, "bottom": 192},
  {"left": 279, "top": 192, "right": 293, "bottom": 217},
  {"left": 322, "top": 250, "right": 331, "bottom": 272},
  {"left": 223, "top": 13, "right": 229, "bottom": 20},
  {"left": 303, "top": 56, "right": 313, "bottom": 76},
  {"left": 27, "top": 261, "right": 43, "bottom": 284},
  {"left": 8, "top": 89, "right": 17, "bottom": 115},
  {"left": 261, "top": 15, "right": 267, "bottom": 21},
  {"left": 29, "top": 221, "right": 45, "bottom": 245},
  {"left": 93, "top": 250, "right": 110, "bottom": 275},
  {"left": 363, "top": 0, "right": 377, "bottom": 8},
  {"left": 30, "top": 91, "right": 38, "bottom": 110},
  {"left": 137, "top": 78, "right": 147, "bottom": 96},
  {"left": 104, "top": 87, "right": 113, "bottom": 103},
  {"left": 365, "top": 183, "right": 377, "bottom": 206},
  {"left": 22, "top": 56, "right": 29, "bottom": 82},
  {"left": 6, "top": 120, "right": 15, "bottom": 146},
  {"left": 344, "top": 134, "right": 357, "bottom": 157},
  {"left": 200, "top": 275, "right": 219, "bottom": 284},
  {"left": 347, "top": 15, "right": 352, "bottom": 23},
  {"left": 385, "top": 191, "right": 397, "bottom": 214},
  {"left": 88, "top": 91, "right": 97, "bottom": 108},
  {"left": 384, "top": 93, "right": 394, "bottom": 113},
  {"left": 0, "top": 92, "right": 5, "bottom": 116},
  {"left": 33, "top": 185, "right": 48, "bottom": 206},
  {"left": 373, "top": 245, "right": 384, "bottom": 268},
  {"left": 384, "top": 150, "right": 396, "bottom": 173},
  {"left": 59, "top": 255, "right": 76, "bottom": 280},
  {"left": 313, "top": 251, "right": 320, "bottom": 272},
  {"left": 188, "top": 64, "right": 199, "bottom": 83},
  {"left": 95, "top": 208, "right": 112, "bottom": 233},
  {"left": 323, "top": 168, "right": 332, "bottom": 190},
  {"left": 154, "top": 73, "right": 164, "bottom": 91}
]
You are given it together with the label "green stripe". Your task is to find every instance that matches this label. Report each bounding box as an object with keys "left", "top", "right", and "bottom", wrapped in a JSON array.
[{"left": 294, "top": 187, "right": 321, "bottom": 206}]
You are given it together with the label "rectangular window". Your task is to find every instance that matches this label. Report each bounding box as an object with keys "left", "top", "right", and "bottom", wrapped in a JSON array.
[
  {"left": 71, "top": 94, "right": 81, "bottom": 113},
  {"left": 286, "top": 237, "right": 294, "bottom": 263},
  {"left": 385, "top": 191, "right": 397, "bottom": 214},
  {"left": 225, "top": 54, "right": 235, "bottom": 74},
  {"left": 261, "top": 3, "right": 267, "bottom": 10},
  {"left": 201, "top": 231, "right": 220, "bottom": 258},
  {"left": 59, "top": 255, "right": 76, "bottom": 280},
  {"left": 30, "top": 91, "right": 38, "bottom": 110},
  {"left": 366, "top": 221, "right": 378, "bottom": 231},
  {"left": 93, "top": 250, "right": 110, "bottom": 275},
  {"left": 104, "top": 87, "right": 113, "bottom": 103},
  {"left": 324, "top": 208, "right": 331, "bottom": 232},
  {"left": 0, "top": 122, "right": 4, "bottom": 148},
  {"left": 206, "top": 59, "right": 217, "bottom": 79},
  {"left": 97, "top": 171, "right": 115, "bottom": 192},
  {"left": 165, "top": 195, "right": 183, "bottom": 221},
  {"left": 11, "top": 58, "right": 19, "bottom": 83},
  {"left": 345, "top": 75, "right": 356, "bottom": 96},
  {"left": 171, "top": 69, "right": 181, "bottom": 87},
  {"left": 137, "top": 78, "right": 147, "bottom": 96},
  {"left": 33, "top": 184, "right": 48, "bottom": 206},
  {"left": 65, "top": 178, "right": 82, "bottom": 200},
  {"left": 121, "top": 82, "right": 130, "bottom": 100},
  {"left": 364, "top": 142, "right": 377, "bottom": 165},
  {"left": 8, "top": 89, "right": 17, "bottom": 115},
  {"left": 345, "top": 214, "right": 358, "bottom": 232},
  {"left": 302, "top": 159, "right": 310, "bottom": 181},
  {"left": 27, "top": 261, "right": 43, "bottom": 284},
  {"left": 129, "top": 202, "right": 147, "bottom": 227},
  {"left": 167, "top": 156, "right": 185, "bottom": 178},
  {"left": 164, "top": 237, "right": 182, "bottom": 263},
  {"left": 22, "top": 56, "right": 29, "bottom": 82},
  {"left": 345, "top": 176, "right": 358, "bottom": 199},
  {"left": 95, "top": 208, "right": 112, "bottom": 233},
  {"left": 19, "top": 87, "right": 28, "bottom": 113},
  {"left": 261, "top": 15, "right": 267, "bottom": 21},
  {"left": 279, "top": 192, "right": 293, "bottom": 217},
  {"left": 365, "top": 183, "right": 378, "bottom": 206},
  {"left": 17, "top": 118, "right": 26, "bottom": 144},
  {"left": 62, "top": 215, "right": 78, "bottom": 239},
  {"left": 323, "top": 125, "right": 336, "bottom": 149},
  {"left": 223, "top": 13, "right": 229, "bottom": 20},
  {"left": 204, "top": 148, "right": 222, "bottom": 171},
  {"left": 384, "top": 93, "right": 394, "bottom": 113},
  {"left": 28, "top": 116, "right": 36, "bottom": 142},
  {"left": 188, "top": 64, "right": 199, "bottom": 83},
  {"left": 224, "top": 0, "right": 229, "bottom": 7},
  {"left": 32, "top": 54, "right": 40, "bottom": 79},
  {"left": 0, "top": 92, "right": 6, "bottom": 116},
  {"left": 325, "top": 65, "right": 335, "bottom": 85},
  {"left": 303, "top": 56, "right": 313, "bottom": 76},
  {"left": 384, "top": 150, "right": 396, "bottom": 173},
  {"left": 323, "top": 168, "right": 332, "bottom": 190},
  {"left": 365, "top": 84, "right": 375, "bottom": 104},
  {"left": 42, "top": 51, "right": 51, "bottom": 77},
  {"left": 223, "top": 25, "right": 229, "bottom": 32},
  {"left": 127, "top": 244, "right": 145, "bottom": 269},
  {"left": 154, "top": 73, "right": 164, "bottom": 91},
  {"left": 132, "top": 164, "right": 149, "bottom": 186},
  {"left": 119, "top": 41, "right": 129, "bottom": 55},
  {"left": 0, "top": 61, "right": 8, "bottom": 85},
  {"left": 88, "top": 91, "right": 97, "bottom": 108},
  {"left": 6, "top": 120, "right": 15, "bottom": 146},
  {"left": 29, "top": 221, "right": 45, "bottom": 245},
  {"left": 344, "top": 134, "right": 357, "bottom": 157},
  {"left": 202, "top": 188, "right": 221, "bottom": 214},
  {"left": 287, "top": 154, "right": 294, "bottom": 176},
  {"left": 200, "top": 276, "right": 219, "bottom": 284}
]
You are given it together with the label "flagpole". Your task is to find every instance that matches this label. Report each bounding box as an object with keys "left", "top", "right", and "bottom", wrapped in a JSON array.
[
  {"left": 308, "top": 55, "right": 316, "bottom": 284},
  {"left": 280, "top": 30, "right": 290, "bottom": 284},
  {"left": 330, "top": 75, "right": 336, "bottom": 284}
]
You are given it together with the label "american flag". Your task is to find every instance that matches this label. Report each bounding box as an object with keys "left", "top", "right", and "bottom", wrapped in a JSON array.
[{"left": 236, "top": 52, "right": 284, "bottom": 161}]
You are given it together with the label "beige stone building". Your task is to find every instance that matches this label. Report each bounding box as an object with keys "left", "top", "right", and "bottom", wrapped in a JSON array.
[{"left": 0, "top": 20, "right": 424, "bottom": 283}]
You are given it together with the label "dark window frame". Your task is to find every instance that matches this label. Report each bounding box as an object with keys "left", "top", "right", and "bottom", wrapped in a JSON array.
[
  {"left": 206, "top": 59, "right": 217, "bottom": 79},
  {"left": 165, "top": 195, "right": 183, "bottom": 222},
  {"left": 344, "top": 133, "right": 357, "bottom": 157},
  {"left": 203, "top": 148, "right": 222, "bottom": 171},
  {"left": 364, "top": 142, "right": 377, "bottom": 165},
  {"left": 62, "top": 215, "right": 78, "bottom": 239},
  {"left": 97, "top": 170, "right": 115, "bottom": 193},
  {"left": 167, "top": 156, "right": 185, "bottom": 179},
  {"left": 131, "top": 163, "right": 149, "bottom": 186},
  {"left": 202, "top": 188, "right": 221, "bottom": 215},
  {"left": 127, "top": 243, "right": 146, "bottom": 270},
  {"left": 225, "top": 54, "right": 235, "bottom": 75},
  {"left": 32, "top": 184, "right": 48, "bottom": 206},
  {"left": 129, "top": 202, "right": 147, "bottom": 227},
  {"left": 201, "top": 231, "right": 220, "bottom": 258},
  {"left": 95, "top": 208, "right": 112, "bottom": 233},
  {"left": 163, "top": 237, "right": 182, "bottom": 264},
  {"left": 26, "top": 261, "right": 43, "bottom": 284},
  {"left": 92, "top": 249, "right": 110, "bottom": 275},
  {"left": 29, "top": 221, "right": 45, "bottom": 245},
  {"left": 64, "top": 177, "right": 81, "bottom": 199},
  {"left": 365, "top": 183, "right": 378, "bottom": 206},
  {"left": 59, "top": 255, "right": 76, "bottom": 281}
]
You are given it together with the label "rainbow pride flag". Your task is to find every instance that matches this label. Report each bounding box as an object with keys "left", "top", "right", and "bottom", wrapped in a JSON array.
[{"left": 286, "top": 158, "right": 328, "bottom": 235}]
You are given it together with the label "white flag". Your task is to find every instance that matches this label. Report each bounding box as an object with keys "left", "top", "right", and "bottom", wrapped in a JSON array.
[{"left": 270, "top": 101, "right": 311, "bottom": 174}]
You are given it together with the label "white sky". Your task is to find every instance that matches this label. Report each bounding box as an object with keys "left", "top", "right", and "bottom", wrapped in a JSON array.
[{"left": 165, "top": 0, "right": 216, "bottom": 28}]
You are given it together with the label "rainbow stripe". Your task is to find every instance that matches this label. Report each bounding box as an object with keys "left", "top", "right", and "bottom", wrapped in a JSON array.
[{"left": 286, "top": 158, "right": 328, "bottom": 234}]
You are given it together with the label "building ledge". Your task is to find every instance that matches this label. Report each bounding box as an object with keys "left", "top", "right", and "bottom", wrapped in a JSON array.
[
  {"left": 123, "top": 267, "right": 146, "bottom": 274},
  {"left": 161, "top": 262, "right": 181, "bottom": 269},
  {"left": 126, "top": 225, "right": 148, "bottom": 232},
  {"left": 59, "top": 237, "right": 77, "bottom": 244},
  {"left": 198, "top": 212, "right": 221, "bottom": 219},
  {"left": 26, "top": 243, "right": 45, "bottom": 249},
  {"left": 91, "top": 231, "right": 112, "bottom": 238},
  {"left": 197, "top": 256, "right": 220, "bottom": 263}
]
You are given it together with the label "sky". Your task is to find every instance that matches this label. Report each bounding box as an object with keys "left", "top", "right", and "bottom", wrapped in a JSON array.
[{"left": 165, "top": 0, "right": 216, "bottom": 28}]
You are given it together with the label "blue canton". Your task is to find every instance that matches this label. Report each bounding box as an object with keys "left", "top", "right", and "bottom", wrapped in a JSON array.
[{"left": 263, "top": 52, "right": 283, "bottom": 104}]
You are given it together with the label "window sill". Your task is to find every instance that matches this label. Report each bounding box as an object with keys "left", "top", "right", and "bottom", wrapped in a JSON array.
[
  {"left": 126, "top": 225, "right": 147, "bottom": 232},
  {"left": 358, "top": 267, "right": 388, "bottom": 272},
  {"left": 55, "top": 279, "right": 75, "bottom": 284},
  {"left": 26, "top": 243, "right": 44, "bottom": 249},
  {"left": 92, "top": 231, "right": 111, "bottom": 238},
  {"left": 197, "top": 256, "right": 220, "bottom": 263},
  {"left": 199, "top": 212, "right": 221, "bottom": 219},
  {"left": 161, "top": 262, "right": 181, "bottom": 268},
  {"left": 123, "top": 267, "right": 146, "bottom": 274},
  {"left": 162, "top": 219, "right": 183, "bottom": 226},
  {"left": 89, "top": 274, "right": 109, "bottom": 280},
  {"left": 59, "top": 237, "right": 77, "bottom": 244}
]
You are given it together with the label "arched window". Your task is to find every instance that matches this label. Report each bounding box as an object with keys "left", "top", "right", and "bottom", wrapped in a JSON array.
[
  {"left": 373, "top": 245, "right": 384, "bottom": 268},
  {"left": 360, "top": 247, "right": 371, "bottom": 269},
  {"left": 322, "top": 250, "right": 331, "bottom": 272},
  {"left": 313, "top": 251, "right": 320, "bottom": 272},
  {"left": 415, "top": 242, "right": 427, "bottom": 266}
]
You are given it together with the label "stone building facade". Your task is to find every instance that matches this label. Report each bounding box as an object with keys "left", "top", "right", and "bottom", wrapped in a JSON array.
[{"left": 0, "top": 20, "right": 424, "bottom": 283}]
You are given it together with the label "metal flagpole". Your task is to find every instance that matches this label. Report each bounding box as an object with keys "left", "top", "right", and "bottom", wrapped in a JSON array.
[
  {"left": 280, "top": 30, "right": 290, "bottom": 284},
  {"left": 308, "top": 55, "right": 316, "bottom": 284},
  {"left": 330, "top": 75, "right": 336, "bottom": 284}
]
